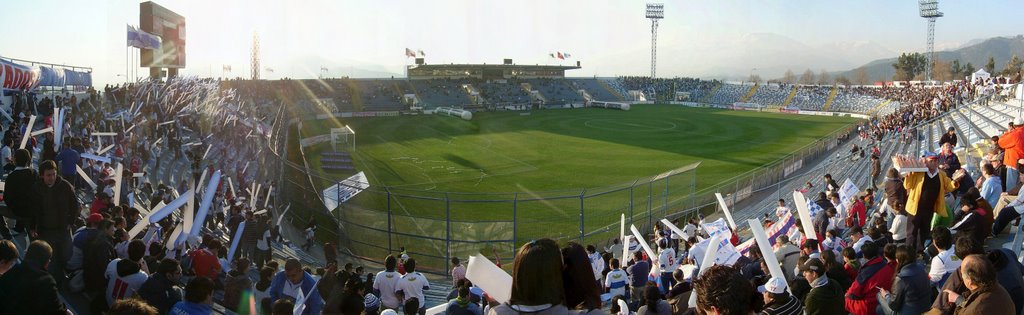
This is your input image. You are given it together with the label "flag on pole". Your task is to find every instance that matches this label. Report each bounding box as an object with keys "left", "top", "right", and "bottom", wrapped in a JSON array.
[
  {"left": 405, "top": 48, "right": 416, "bottom": 58},
  {"left": 557, "top": 52, "right": 565, "bottom": 60},
  {"left": 127, "top": 25, "right": 161, "bottom": 49},
  {"left": 222, "top": 65, "right": 232, "bottom": 72},
  {"left": 418, "top": 49, "right": 425, "bottom": 57},
  {"left": 320, "top": 67, "right": 328, "bottom": 72},
  {"left": 564, "top": 52, "right": 572, "bottom": 58},
  {"left": 549, "top": 53, "right": 555, "bottom": 58},
  {"left": 265, "top": 67, "right": 274, "bottom": 73},
  {"left": 807, "top": 198, "right": 824, "bottom": 218}
]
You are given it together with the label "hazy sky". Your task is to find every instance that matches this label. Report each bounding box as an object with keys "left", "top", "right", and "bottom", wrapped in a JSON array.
[{"left": 4, "top": 0, "right": 1022, "bottom": 86}]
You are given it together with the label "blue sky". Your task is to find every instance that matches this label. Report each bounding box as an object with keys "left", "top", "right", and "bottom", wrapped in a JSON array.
[{"left": 3, "top": 0, "right": 1021, "bottom": 86}]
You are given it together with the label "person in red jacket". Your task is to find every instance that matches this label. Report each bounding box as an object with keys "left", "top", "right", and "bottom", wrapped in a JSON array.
[
  {"left": 844, "top": 242, "right": 894, "bottom": 315},
  {"left": 847, "top": 195, "right": 868, "bottom": 229}
]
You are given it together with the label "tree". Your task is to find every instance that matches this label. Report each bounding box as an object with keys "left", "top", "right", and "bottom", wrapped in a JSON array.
[
  {"left": 985, "top": 56, "right": 996, "bottom": 74},
  {"left": 1003, "top": 54, "right": 1022, "bottom": 76},
  {"left": 950, "top": 59, "right": 964, "bottom": 80},
  {"left": 964, "top": 62, "right": 975, "bottom": 78},
  {"left": 783, "top": 69, "right": 796, "bottom": 84},
  {"left": 854, "top": 67, "right": 869, "bottom": 85},
  {"left": 800, "top": 69, "right": 816, "bottom": 85},
  {"left": 892, "top": 52, "right": 927, "bottom": 81},
  {"left": 834, "top": 75, "right": 851, "bottom": 86},
  {"left": 817, "top": 69, "right": 831, "bottom": 85},
  {"left": 933, "top": 59, "right": 953, "bottom": 82}
]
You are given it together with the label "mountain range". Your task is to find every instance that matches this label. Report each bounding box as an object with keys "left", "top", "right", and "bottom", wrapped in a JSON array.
[{"left": 829, "top": 35, "right": 1024, "bottom": 82}]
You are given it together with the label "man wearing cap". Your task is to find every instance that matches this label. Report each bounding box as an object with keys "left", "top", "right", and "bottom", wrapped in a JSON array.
[
  {"left": 759, "top": 276, "right": 803, "bottom": 315},
  {"left": 998, "top": 117, "right": 1024, "bottom": 192},
  {"left": 937, "top": 142, "right": 961, "bottom": 179},
  {"left": 939, "top": 127, "right": 957, "bottom": 148},
  {"left": 903, "top": 151, "right": 964, "bottom": 252},
  {"left": 67, "top": 213, "right": 104, "bottom": 271},
  {"left": 801, "top": 258, "right": 845, "bottom": 315}
]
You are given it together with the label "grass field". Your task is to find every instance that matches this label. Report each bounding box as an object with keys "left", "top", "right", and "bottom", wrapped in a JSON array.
[{"left": 291, "top": 104, "right": 859, "bottom": 269}]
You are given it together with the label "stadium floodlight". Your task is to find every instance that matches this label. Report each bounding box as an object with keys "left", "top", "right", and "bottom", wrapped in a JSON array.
[
  {"left": 919, "top": 0, "right": 943, "bottom": 82},
  {"left": 646, "top": 3, "right": 664, "bottom": 78}
]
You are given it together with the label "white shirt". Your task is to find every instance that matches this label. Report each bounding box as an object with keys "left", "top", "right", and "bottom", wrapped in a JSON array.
[
  {"left": 257, "top": 230, "right": 271, "bottom": 251},
  {"left": 775, "top": 206, "right": 791, "bottom": 218},
  {"left": 282, "top": 278, "right": 303, "bottom": 299},
  {"left": 681, "top": 224, "right": 697, "bottom": 239},
  {"left": 0, "top": 146, "right": 11, "bottom": 165},
  {"left": 395, "top": 271, "right": 430, "bottom": 307},
  {"left": 890, "top": 214, "right": 908, "bottom": 241},
  {"left": 605, "top": 269, "right": 629, "bottom": 297},
  {"left": 928, "top": 249, "right": 961, "bottom": 286},
  {"left": 105, "top": 259, "right": 149, "bottom": 305},
  {"left": 373, "top": 270, "right": 402, "bottom": 308},
  {"left": 658, "top": 247, "right": 676, "bottom": 271},
  {"left": 588, "top": 252, "right": 604, "bottom": 281},
  {"left": 852, "top": 235, "right": 873, "bottom": 255}
]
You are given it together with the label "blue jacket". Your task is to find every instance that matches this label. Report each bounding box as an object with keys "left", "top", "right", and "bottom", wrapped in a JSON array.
[
  {"left": 169, "top": 301, "right": 212, "bottom": 315},
  {"left": 269, "top": 271, "right": 323, "bottom": 315}
]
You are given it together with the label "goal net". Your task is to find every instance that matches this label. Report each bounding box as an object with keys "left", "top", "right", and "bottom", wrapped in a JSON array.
[{"left": 331, "top": 126, "right": 355, "bottom": 152}]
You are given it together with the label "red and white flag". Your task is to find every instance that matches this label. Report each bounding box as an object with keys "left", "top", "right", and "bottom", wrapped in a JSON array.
[
  {"left": 405, "top": 48, "right": 416, "bottom": 58},
  {"left": 557, "top": 52, "right": 565, "bottom": 60}
]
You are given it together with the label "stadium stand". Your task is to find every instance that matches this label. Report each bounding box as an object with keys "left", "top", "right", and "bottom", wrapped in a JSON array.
[
  {"left": 409, "top": 79, "right": 473, "bottom": 108},
  {"left": 477, "top": 79, "right": 532, "bottom": 105},
  {"left": 567, "top": 78, "right": 622, "bottom": 101},
  {"left": 351, "top": 79, "right": 407, "bottom": 111},
  {"left": 525, "top": 78, "right": 584, "bottom": 104},
  {"left": 706, "top": 83, "right": 749, "bottom": 105}
]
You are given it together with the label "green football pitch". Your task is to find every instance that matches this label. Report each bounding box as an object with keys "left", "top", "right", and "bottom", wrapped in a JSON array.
[{"left": 291, "top": 104, "right": 859, "bottom": 267}]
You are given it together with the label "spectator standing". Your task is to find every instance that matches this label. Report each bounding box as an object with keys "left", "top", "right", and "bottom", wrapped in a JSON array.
[
  {"left": 54, "top": 139, "right": 81, "bottom": 187},
  {"left": 998, "top": 118, "right": 1024, "bottom": 191},
  {"left": 373, "top": 255, "right": 403, "bottom": 310},
  {"left": 32, "top": 160, "right": 81, "bottom": 283},
  {"left": 939, "top": 127, "right": 958, "bottom": 148},
  {"left": 2, "top": 149, "right": 38, "bottom": 238},
  {"left": 395, "top": 258, "right": 430, "bottom": 315},
  {"left": 604, "top": 258, "right": 629, "bottom": 299},
  {"left": 870, "top": 155, "right": 881, "bottom": 190},
  {"left": 451, "top": 257, "right": 466, "bottom": 287},
  {"left": 903, "top": 153, "right": 963, "bottom": 252},
  {"left": 223, "top": 258, "right": 254, "bottom": 312},
  {"left": 625, "top": 250, "right": 649, "bottom": 303}
]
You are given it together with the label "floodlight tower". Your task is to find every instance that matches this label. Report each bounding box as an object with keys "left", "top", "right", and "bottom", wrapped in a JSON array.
[
  {"left": 646, "top": 3, "right": 664, "bottom": 78},
  {"left": 919, "top": 0, "right": 943, "bottom": 82},
  {"left": 251, "top": 32, "right": 261, "bottom": 80}
]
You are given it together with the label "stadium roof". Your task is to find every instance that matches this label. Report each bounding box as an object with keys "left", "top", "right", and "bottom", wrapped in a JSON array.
[{"left": 407, "top": 62, "right": 581, "bottom": 79}]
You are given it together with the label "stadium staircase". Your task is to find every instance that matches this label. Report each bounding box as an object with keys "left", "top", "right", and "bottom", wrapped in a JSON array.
[
  {"left": 781, "top": 86, "right": 798, "bottom": 107},
  {"left": 343, "top": 79, "right": 366, "bottom": 111},
  {"left": 700, "top": 83, "right": 722, "bottom": 104},
  {"left": 740, "top": 83, "right": 759, "bottom": 102},
  {"left": 597, "top": 79, "right": 626, "bottom": 101},
  {"left": 868, "top": 100, "right": 891, "bottom": 116},
  {"left": 820, "top": 86, "right": 839, "bottom": 111}
]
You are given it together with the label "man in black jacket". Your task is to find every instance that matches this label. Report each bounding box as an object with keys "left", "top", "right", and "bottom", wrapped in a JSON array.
[
  {"left": 0, "top": 240, "right": 70, "bottom": 314},
  {"left": 32, "top": 160, "right": 81, "bottom": 283},
  {"left": 2, "top": 149, "right": 38, "bottom": 237},
  {"left": 137, "top": 258, "right": 183, "bottom": 314}
]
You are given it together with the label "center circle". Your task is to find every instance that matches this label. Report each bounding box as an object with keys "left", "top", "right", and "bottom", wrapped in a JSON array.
[{"left": 583, "top": 118, "right": 678, "bottom": 131}]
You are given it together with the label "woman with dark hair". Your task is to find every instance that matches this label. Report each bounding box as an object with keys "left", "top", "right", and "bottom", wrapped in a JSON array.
[
  {"left": 951, "top": 196, "right": 987, "bottom": 241},
  {"left": 561, "top": 242, "right": 603, "bottom": 311},
  {"left": 819, "top": 250, "right": 851, "bottom": 293},
  {"left": 876, "top": 245, "right": 930, "bottom": 315},
  {"left": 636, "top": 284, "right": 671, "bottom": 315},
  {"left": 489, "top": 238, "right": 566, "bottom": 315}
]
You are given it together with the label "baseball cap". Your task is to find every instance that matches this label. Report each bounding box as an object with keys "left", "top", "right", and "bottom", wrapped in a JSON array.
[
  {"left": 947, "top": 127, "right": 955, "bottom": 132},
  {"left": 800, "top": 258, "right": 825, "bottom": 273},
  {"left": 1015, "top": 117, "right": 1024, "bottom": 126},
  {"left": 757, "top": 277, "right": 787, "bottom": 294},
  {"left": 381, "top": 310, "right": 398, "bottom": 315},
  {"left": 87, "top": 213, "right": 103, "bottom": 224},
  {"left": 921, "top": 150, "right": 939, "bottom": 159}
]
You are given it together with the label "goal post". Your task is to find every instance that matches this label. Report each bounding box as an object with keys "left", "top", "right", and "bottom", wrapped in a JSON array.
[{"left": 330, "top": 125, "right": 355, "bottom": 152}]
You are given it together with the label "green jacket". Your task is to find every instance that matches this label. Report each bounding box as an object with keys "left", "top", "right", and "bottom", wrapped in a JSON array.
[{"left": 804, "top": 277, "right": 845, "bottom": 315}]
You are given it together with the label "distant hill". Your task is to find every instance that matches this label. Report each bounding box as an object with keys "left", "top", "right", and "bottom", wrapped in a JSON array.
[{"left": 831, "top": 35, "right": 1024, "bottom": 82}]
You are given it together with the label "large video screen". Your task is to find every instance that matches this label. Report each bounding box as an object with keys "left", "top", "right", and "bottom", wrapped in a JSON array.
[{"left": 140, "top": 1, "right": 186, "bottom": 68}]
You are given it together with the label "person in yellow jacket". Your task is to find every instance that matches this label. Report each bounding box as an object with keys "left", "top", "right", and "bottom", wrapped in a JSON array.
[{"left": 903, "top": 151, "right": 967, "bottom": 253}]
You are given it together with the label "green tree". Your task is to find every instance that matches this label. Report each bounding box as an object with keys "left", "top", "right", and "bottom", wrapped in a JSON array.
[
  {"left": 985, "top": 56, "right": 996, "bottom": 74},
  {"left": 950, "top": 59, "right": 963, "bottom": 79},
  {"left": 1003, "top": 54, "right": 1022, "bottom": 76},
  {"left": 892, "top": 53, "right": 927, "bottom": 81},
  {"left": 800, "top": 69, "right": 815, "bottom": 85}
]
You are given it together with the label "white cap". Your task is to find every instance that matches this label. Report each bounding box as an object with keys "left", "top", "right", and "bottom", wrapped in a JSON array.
[
  {"left": 381, "top": 310, "right": 398, "bottom": 315},
  {"left": 1015, "top": 117, "right": 1024, "bottom": 126},
  {"left": 757, "top": 277, "right": 787, "bottom": 294}
]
